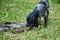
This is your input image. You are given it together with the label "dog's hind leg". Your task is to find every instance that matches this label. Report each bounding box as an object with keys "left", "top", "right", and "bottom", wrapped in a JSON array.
[{"left": 34, "top": 18, "right": 39, "bottom": 27}]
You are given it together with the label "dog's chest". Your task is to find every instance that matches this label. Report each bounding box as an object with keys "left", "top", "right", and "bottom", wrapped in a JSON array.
[{"left": 36, "top": 4, "right": 46, "bottom": 16}]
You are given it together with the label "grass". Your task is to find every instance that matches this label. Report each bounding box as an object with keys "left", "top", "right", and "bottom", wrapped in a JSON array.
[{"left": 0, "top": 0, "right": 60, "bottom": 40}]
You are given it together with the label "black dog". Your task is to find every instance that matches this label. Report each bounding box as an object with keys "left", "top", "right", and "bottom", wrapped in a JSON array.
[{"left": 26, "top": 0, "right": 49, "bottom": 27}]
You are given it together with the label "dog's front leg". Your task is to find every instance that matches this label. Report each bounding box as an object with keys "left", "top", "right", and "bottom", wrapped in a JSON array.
[
  {"left": 44, "top": 15, "right": 47, "bottom": 27},
  {"left": 47, "top": 9, "right": 49, "bottom": 20}
]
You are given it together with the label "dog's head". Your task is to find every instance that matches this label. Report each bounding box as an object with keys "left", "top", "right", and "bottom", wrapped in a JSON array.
[
  {"left": 40, "top": 0, "right": 48, "bottom": 2},
  {"left": 39, "top": 0, "right": 49, "bottom": 8}
]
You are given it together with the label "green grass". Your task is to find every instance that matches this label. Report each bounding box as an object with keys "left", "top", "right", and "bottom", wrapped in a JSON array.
[{"left": 0, "top": 0, "right": 60, "bottom": 40}]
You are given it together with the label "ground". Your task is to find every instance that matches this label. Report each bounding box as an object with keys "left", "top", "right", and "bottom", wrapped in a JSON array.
[{"left": 0, "top": 0, "right": 60, "bottom": 40}]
